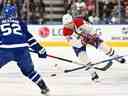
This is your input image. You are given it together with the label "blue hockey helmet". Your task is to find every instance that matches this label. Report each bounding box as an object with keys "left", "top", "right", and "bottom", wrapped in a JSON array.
[{"left": 3, "top": 4, "right": 17, "bottom": 17}]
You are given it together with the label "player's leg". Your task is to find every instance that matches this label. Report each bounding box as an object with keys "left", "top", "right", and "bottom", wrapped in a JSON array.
[
  {"left": 0, "top": 48, "right": 14, "bottom": 68},
  {"left": 86, "top": 34, "right": 126, "bottom": 64},
  {"left": 81, "top": 32, "right": 126, "bottom": 63},
  {"left": 15, "top": 47, "right": 49, "bottom": 95},
  {"left": 98, "top": 42, "right": 126, "bottom": 63},
  {"left": 73, "top": 46, "right": 99, "bottom": 82}
]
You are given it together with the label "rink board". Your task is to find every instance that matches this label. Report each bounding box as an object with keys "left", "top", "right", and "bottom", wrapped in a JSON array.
[
  {"left": 39, "top": 41, "right": 128, "bottom": 47},
  {"left": 28, "top": 25, "right": 128, "bottom": 47}
]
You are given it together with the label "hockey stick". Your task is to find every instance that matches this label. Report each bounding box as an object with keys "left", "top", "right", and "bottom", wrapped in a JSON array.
[
  {"left": 64, "top": 55, "right": 128, "bottom": 73},
  {"left": 47, "top": 54, "right": 113, "bottom": 71}
]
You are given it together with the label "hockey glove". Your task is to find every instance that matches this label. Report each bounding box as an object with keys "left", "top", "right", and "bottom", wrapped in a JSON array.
[
  {"left": 27, "top": 37, "right": 47, "bottom": 58},
  {"left": 38, "top": 47, "right": 47, "bottom": 58}
]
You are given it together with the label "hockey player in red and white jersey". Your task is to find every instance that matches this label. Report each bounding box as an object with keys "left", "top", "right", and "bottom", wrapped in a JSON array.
[{"left": 62, "top": 13, "right": 126, "bottom": 82}]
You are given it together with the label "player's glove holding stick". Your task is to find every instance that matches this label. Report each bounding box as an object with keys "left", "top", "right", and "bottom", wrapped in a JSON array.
[
  {"left": 28, "top": 40, "right": 47, "bottom": 58},
  {"left": 38, "top": 47, "right": 47, "bottom": 58}
]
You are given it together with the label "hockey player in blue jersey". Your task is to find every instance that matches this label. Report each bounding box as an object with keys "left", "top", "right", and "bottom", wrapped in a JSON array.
[{"left": 0, "top": 3, "right": 50, "bottom": 95}]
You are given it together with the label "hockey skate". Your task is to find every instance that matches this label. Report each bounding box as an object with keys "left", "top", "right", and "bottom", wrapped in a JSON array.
[
  {"left": 41, "top": 88, "right": 50, "bottom": 96},
  {"left": 91, "top": 72, "right": 99, "bottom": 83}
]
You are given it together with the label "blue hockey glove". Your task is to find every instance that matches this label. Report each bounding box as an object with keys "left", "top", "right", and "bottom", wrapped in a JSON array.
[
  {"left": 27, "top": 37, "right": 47, "bottom": 58},
  {"left": 38, "top": 48, "right": 47, "bottom": 58}
]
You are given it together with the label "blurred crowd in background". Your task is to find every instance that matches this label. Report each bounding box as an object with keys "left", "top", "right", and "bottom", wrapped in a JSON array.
[
  {"left": 0, "top": 0, "right": 46, "bottom": 24},
  {"left": 64, "top": 0, "right": 128, "bottom": 24},
  {"left": 0, "top": 0, "right": 128, "bottom": 24}
]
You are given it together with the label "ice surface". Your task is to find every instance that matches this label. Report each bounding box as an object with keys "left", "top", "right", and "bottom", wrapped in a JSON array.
[{"left": 0, "top": 46, "right": 128, "bottom": 96}]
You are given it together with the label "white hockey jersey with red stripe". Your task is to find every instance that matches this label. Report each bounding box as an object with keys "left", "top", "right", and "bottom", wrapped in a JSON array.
[
  {"left": 63, "top": 17, "right": 87, "bottom": 36},
  {"left": 63, "top": 17, "right": 92, "bottom": 48}
]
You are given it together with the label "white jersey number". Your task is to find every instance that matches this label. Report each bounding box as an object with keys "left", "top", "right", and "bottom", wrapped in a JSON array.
[{"left": 1, "top": 23, "right": 22, "bottom": 36}]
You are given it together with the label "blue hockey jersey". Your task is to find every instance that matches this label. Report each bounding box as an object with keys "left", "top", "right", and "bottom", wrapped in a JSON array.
[{"left": 0, "top": 16, "right": 33, "bottom": 48}]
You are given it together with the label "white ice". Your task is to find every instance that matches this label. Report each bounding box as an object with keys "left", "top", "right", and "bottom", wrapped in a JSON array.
[{"left": 0, "top": 46, "right": 128, "bottom": 96}]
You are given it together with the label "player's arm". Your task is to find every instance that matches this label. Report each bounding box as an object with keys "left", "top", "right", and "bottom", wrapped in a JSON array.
[
  {"left": 76, "top": 19, "right": 114, "bottom": 55},
  {"left": 27, "top": 33, "right": 47, "bottom": 58},
  {"left": 63, "top": 27, "right": 83, "bottom": 48},
  {"left": 20, "top": 21, "right": 47, "bottom": 58},
  {"left": 74, "top": 18, "right": 97, "bottom": 35}
]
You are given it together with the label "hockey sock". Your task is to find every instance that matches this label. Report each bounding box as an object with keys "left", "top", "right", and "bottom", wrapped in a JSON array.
[{"left": 28, "top": 71, "right": 48, "bottom": 90}]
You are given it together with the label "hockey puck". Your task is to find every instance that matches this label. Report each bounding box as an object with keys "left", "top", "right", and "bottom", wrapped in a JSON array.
[
  {"left": 54, "top": 64, "right": 58, "bottom": 67},
  {"left": 51, "top": 74, "right": 56, "bottom": 77}
]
